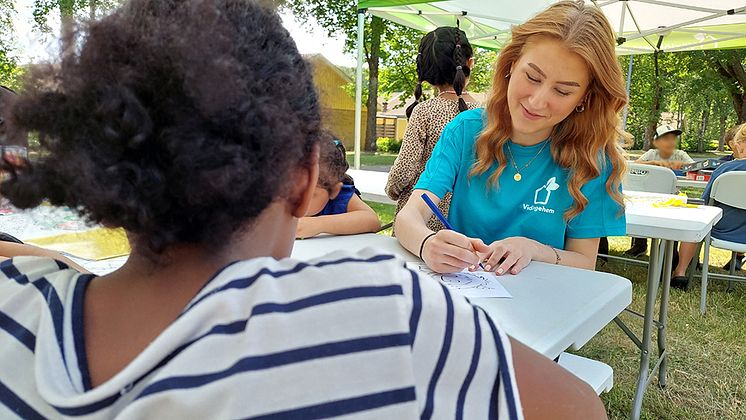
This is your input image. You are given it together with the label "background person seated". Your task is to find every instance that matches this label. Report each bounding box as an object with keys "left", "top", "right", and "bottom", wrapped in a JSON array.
[
  {"left": 636, "top": 124, "right": 694, "bottom": 170},
  {"left": 672, "top": 123, "right": 746, "bottom": 289},
  {"left": 296, "top": 138, "right": 380, "bottom": 238},
  {"left": 627, "top": 124, "right": 694, "bottom": 257},
  {"left": 720, "top": 124, "right": 739, "bottom": 162}
]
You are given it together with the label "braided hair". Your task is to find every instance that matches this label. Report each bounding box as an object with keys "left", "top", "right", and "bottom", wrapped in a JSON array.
[{"left": 405, "top": 27, "right": 473, "bottom": 118}]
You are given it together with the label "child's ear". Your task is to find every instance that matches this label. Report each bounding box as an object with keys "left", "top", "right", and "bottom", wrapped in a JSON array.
[
  {"left": 329, "top": 181, "right": 343, "bottom": 200},
  {"left": 292, "top": 144, "right": 320, "bottom": 218}
]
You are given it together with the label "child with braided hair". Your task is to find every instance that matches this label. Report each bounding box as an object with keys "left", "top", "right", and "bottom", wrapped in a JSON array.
[{"left": 385, "top": 27, "right": 480, "bottom": 233}]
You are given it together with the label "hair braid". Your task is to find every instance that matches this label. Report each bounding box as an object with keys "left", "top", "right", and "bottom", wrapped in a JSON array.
[
  {"left": 452, "top": 29, "right": 468, "bottom": 113},
  {"left": 406, "top": 53, "right": 425, "bottom": 119}
]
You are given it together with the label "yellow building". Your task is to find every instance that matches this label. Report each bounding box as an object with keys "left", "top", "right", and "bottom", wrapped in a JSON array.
[
  {"left": 306, "top": 54, "right": 366, "bottom": 149},
  {"left": 377, "top": 92, "right": 487, "bottom": 141}
]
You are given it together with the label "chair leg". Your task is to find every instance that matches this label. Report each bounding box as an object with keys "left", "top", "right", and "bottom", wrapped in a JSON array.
[
  {"left": 728, "top": 251, "right": 738, "bottom": 292},
  {"left": 700, "top": 236, "right": 711, "bottom": 315}
]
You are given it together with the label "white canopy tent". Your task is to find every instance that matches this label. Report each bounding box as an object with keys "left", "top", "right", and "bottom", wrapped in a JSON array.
[{"left": 352, "top": 0, "right": 746, "bottom": 168}]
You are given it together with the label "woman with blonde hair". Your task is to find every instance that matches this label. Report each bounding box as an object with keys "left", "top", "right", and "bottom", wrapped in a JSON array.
[{"left": 395, "top": 0, "right": 628, "bottom": 275}]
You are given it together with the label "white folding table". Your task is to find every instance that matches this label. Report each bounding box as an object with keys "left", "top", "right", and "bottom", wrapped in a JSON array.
[
  {"left": 293, "top": 233, "right": 632, "bottom": 394},
  {"left": 622, "top": 191, "right": 723, "bottom": 419},
  {"left": 676, "top": 177, "right": 708, "bottom": 189}
]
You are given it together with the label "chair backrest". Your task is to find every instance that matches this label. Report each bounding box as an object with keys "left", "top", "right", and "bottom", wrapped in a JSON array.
[
  {"left": 622, "top": 162, "right": 678, "bottom": 194},
  {"left": 709, "top": 171, "right": 746, "bottom": 209}
]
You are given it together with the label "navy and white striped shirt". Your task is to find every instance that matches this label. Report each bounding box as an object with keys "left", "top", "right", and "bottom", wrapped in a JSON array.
[{"left": 0, "top": 249, "right": 522, "bottom": 419}]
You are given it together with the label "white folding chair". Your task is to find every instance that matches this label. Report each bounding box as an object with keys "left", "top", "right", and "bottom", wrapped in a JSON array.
[
  {"left": 598, "top": 163, "right": 678, "bottom": 264},
  {"left": 690, "top": 171, "right": 746, "bottom": 314},
  {"left": 622, "top": 163, "right": 678, "bottom": 194}
]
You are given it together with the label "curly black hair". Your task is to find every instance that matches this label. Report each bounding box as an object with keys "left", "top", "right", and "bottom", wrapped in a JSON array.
[
  {"left": 0, "top": 86, "right": 28, "bottom": 147},
  {"left": 2, "top": 0, "right": 323, "bottom": 255},
  {"left": 406, "top": 27, "right": 473, "bottom": 118},
  {"left": 317, "top": 139, "right": 350, "bottom": 192}
]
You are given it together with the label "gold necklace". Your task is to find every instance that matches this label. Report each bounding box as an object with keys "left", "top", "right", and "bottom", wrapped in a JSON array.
[{"left": 506, "top": 140, "right": 549, "bottom": 182}]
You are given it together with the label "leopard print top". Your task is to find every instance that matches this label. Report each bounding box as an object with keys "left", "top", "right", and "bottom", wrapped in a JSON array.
[{"left": 385, "top": 97, "right": 480, "bottom": 232}]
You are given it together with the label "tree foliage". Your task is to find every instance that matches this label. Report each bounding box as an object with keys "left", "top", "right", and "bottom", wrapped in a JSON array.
[
  {"left": 620, "top": 50, "right": 740, "bottom": 152},
  {"left": 0, "top": 0, "right": 20, "bottom": 88},
  {"left": 278, "top": 0, "right": 387, "bottom": 151}
]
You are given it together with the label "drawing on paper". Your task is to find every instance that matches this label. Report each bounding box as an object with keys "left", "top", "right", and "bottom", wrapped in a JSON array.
[{"left": 408, "top": 263, "right": 512, "bottom": 298}]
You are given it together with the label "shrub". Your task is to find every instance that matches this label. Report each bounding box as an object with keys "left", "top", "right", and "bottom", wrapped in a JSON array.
[{"left": 376, "top": 137, "right": 401, "bottom": 153}]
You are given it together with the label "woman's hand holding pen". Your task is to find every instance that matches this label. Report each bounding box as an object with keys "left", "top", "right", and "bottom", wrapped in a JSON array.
[
  {"left": 481, "top": 237, "right": 540, "bottom": 275},
  {"left": 421, "top": 230, "right": 490, "bottom": 274}
]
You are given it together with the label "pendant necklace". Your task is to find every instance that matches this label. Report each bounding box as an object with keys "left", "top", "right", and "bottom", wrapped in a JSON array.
[{"left": 507, "top": 140, "right": 549, "bottom": 182}]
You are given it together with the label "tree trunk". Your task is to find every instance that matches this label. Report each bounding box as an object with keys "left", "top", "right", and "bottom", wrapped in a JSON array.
[
  {"left": 718, "top": 104, "right": 727, "bottom": 151},
  {"left": 59, "top": 1, "right": 76, "bottom": 60},
  {"left": 676, "top": 101, "right": 684, "bottom": 149},
  {"left": 698, "top": 105, "right": 710, "bottom": 153},
  {"left": 90, "top": 0, "right": 96, "bottom": 19},
  {"left": 364, "top": 16, "right": 384, "bottom": 152},
  {"left": 644, "top": 51, "right": 662, "bottom": 151},
  {"left": 707, "top": 51, "right": 746, "bottom": 123}
]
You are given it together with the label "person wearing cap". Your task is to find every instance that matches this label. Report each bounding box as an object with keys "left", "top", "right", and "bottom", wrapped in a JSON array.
[
  {"left": 626, "top": 124, "right": 694, "bottom": 257},
  {"left": 635, "top": 124, "right": 694, "bottom": 170}
]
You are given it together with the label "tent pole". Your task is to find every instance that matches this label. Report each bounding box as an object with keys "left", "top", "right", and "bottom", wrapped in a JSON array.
[
  {"left": 622, "top": 54, "right": 633, "bottom": 131},
  {"left": 353, "top": 8, "right": 366, "bottom": 170}
]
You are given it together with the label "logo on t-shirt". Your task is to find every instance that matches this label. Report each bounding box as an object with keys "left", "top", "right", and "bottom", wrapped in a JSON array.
[{"left": 522, "top": 177, "right": 559, "bottom": 214}]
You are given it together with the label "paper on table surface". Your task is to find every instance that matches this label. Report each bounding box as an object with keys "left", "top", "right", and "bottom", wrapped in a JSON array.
[
  {"left": 70, "top": 255, "right": 128, "bottom": 276},
  {"left": 27, "top": 228, "right": 131, "bottom": 261},
  {"left": 407, "top": 262, "right": 512, "bottom": 298}
]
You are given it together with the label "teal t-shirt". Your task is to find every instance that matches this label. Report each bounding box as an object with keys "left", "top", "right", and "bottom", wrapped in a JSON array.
[{"left": 414, "top": 108, "right": 626, "bottom": 249}]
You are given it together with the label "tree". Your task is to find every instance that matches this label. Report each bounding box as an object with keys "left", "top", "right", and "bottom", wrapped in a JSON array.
[
  {"left": 378, "top": 41, "right": 497, "bottom": 109},
  {"left": 620, "top": 50, "right": 738, "bottom": 152},
  {"left": 0, "top": 0, "right": 20, "bottom": 88},
  {"left": 279, "top": 0, "right": 404, "bottom": 152},
  {"left": 705, "top": 50, "right": 746, "bottom": 124}
]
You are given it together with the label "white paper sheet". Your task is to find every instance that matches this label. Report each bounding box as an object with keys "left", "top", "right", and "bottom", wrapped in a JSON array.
[
  {"left": 70, "top": 256, "right": 128, "bottom": 276},
  {"left": 407, "top": 263, "right": 512, "bottom": 299}
]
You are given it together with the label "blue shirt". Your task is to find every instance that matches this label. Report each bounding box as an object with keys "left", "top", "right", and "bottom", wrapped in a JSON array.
[
  {"left": 702, "top": 159, "right": 746, "bottom": 242},
  {"left": 414, "top": 109, "right": 626, "bottom": 249},
  {"left": 719, "top": 154, "right": 735, "bottom": 162},
  {"left": 315, "top": 183, "right": 359, "bottom": 216}
]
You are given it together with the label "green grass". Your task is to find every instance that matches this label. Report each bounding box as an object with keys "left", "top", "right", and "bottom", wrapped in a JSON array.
[
  {"left": 366, "top": 203, "right": 746, "bottom": 419},
  {"left": 346, "top": 152, "right": 397, "bottom": 167},
  {"left": 365, "top": 201, "right": 395, "bottom": 236}
]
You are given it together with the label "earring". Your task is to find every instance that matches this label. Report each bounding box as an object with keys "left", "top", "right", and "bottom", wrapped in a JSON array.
[
  {"left": 575, "top": 103, "right": 585, "bottom": 113},
  {"left": 504, "top": 72, "right": 511, "bottom": 79}
]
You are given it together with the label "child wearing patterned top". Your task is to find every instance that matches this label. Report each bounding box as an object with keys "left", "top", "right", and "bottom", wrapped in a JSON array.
[
  {"left": 0, "top": 1, "right": 605, "bottom": 418},
  {"left": 385, "top": 27, "right": 479, "bottom": 232},
  {"left": 296, "top": 139, "right": 380, "bottom": 238}
]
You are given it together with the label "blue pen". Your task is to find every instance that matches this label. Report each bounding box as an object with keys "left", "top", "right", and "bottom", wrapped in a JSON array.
[{"left": 420, "top": 193, "right": 486, "bottom": 270}]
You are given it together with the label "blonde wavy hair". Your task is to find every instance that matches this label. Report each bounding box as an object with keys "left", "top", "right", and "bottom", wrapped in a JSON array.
[
  {"left": 471, "top": 0, "right": 629, "bottom": 220},
  {"left": 732, "top": 122, "right": 746, "bottom": 144}
]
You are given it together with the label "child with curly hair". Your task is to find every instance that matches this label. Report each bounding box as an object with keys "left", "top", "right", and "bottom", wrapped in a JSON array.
[
  {"left": 0, "top": 0, "right": 603, "bottom": 418},
  {"left": 296, "top": 138, "right": 380, "bottom": 238}
]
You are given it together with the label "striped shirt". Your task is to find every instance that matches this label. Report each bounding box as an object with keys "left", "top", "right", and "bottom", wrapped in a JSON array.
[{"left": 0, "top": 248, "right": 522, "bottom": 419}]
